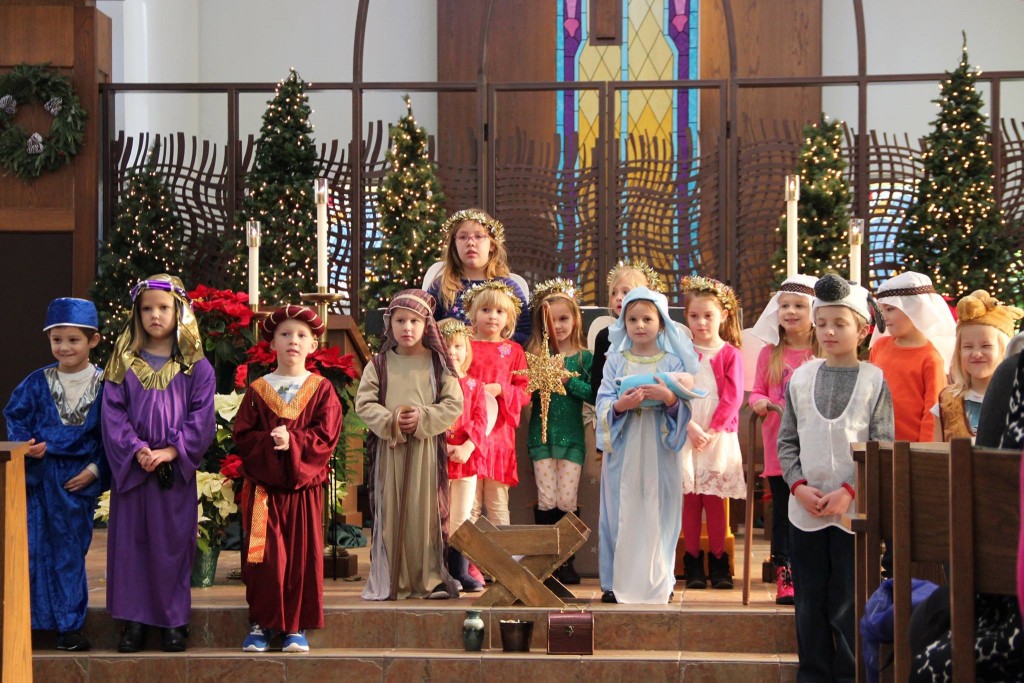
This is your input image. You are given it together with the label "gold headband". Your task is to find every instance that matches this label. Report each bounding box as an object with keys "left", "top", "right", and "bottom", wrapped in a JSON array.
[
  {"left": 606, "top": 259, "right": 666, "bottom": 293},
  {"left": 462, "top": 280, "right": 523, "bottom": 319},
  {"left": 437, "top": 318, "right": 470, "bottom": 340},
  {"left": 531, "top": 278, "right": 577, "bottom": 306},
  {"left": 680, "top": 275, "right": 740, "bottom": 312},
  {"left": 442, "top": 208, "right": 505, "bottom": 247}
]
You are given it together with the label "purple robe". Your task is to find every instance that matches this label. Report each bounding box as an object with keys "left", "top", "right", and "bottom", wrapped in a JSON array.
[{"left": 101, "top": 357, "right": 215, "bottom": 628}]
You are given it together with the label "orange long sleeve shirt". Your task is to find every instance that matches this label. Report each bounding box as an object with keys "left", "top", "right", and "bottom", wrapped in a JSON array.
[{"left": 869, "top": 336, "right": 947, "bottom": 441}]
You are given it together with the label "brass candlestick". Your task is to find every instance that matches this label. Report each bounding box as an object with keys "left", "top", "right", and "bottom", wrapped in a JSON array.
[{"left": 301, "top": 286, "right": 346, "bottom": 345}]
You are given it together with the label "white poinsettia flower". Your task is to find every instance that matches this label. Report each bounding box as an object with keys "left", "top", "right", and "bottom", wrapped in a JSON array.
[{"left": 215, "top": 392, "right": 245, "bottom": 422}]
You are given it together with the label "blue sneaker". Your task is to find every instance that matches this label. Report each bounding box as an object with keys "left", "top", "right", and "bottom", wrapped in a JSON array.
[
  {"left": 282, "top": 631, "right": 309, "bottom": 653},
  {"left": 242, "top": 624, "right": 271, "bottom": 652}
]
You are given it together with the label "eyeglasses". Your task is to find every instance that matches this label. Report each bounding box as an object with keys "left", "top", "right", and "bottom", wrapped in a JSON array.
[{"left": 455, "top": 233, "right": 490, "bottom": 244}]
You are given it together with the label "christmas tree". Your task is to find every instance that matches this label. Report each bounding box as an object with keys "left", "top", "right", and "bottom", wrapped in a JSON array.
[
  {"left": 899, "top": 34, "right": 1021, "bottom": 302},
  {"left": 228, "top": 68, "right": 319, "bottom": 305},
  {"left": 772, "top": 115, "right": 852, "bottom": 282},
  {"left": 361, "top": 95, "right": 446, "bottom": 312},
  {"left": 90, "top": 139, "right": 188, "bottom": 363}
]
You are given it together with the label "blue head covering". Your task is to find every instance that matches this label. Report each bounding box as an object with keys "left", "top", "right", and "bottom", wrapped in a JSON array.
[
  {"left": 43, "top": 298, "right": 99, "bottom": 332},
  {"left": 608, "top": 287, "right": 699, "bottom": 373}
]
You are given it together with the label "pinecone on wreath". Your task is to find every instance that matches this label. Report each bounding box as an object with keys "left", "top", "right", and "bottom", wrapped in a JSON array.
[
  {"left": 0, "top": 94, "right": 15, "bottom": 116},
  {"left": 44, "top": 97, "right": 62, "bottom": 116},
  {"left": 26, "top": 132, "right": 43, "bottom": 155}
]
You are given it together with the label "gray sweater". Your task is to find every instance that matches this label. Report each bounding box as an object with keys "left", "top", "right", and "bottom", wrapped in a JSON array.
[{"left": 778, "top": 363, "right": 894, "bottom": 490}]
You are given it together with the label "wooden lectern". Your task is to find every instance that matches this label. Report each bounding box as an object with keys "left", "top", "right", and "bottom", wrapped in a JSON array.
[{"left": 1, "top": 442, "right": 32, "bottom": 682}]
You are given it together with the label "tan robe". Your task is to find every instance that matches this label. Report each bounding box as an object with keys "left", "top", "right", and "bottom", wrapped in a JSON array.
[{"left": 356, "top": 350, "right": 463, "bottom": 599}]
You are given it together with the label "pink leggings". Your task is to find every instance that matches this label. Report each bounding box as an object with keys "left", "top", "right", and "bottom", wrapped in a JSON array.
[{"left": 683, "top": 493, "right": 727, "bottom": 557}]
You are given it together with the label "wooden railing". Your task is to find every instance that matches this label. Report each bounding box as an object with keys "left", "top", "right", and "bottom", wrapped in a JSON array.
[{"left": 0, "top": 442, "right": 32, "bottom": 682}]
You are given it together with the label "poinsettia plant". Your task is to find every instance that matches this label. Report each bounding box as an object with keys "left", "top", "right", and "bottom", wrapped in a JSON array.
[{"left": 189, "top": 285, "right": 256, "bottom": 392}]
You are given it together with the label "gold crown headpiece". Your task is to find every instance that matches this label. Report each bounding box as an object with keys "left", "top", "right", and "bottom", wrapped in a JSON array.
[
  {"left": 442, "top": 208, "right": 505, "bottom": 247},
  {"left": 437, "top": 318, "right": 471, "bottom": 340},
  {"left": 461, "top": 280, "right": 523, "bottom": 319},
  {"left": 606, "top": 259, "right": 666, "bottom": 293},
  {"left": 531, "top": 278, "right": 577, "bottom": 306},
  {"left": 680, "top": 275, "right": 740, "bottom": 312}
]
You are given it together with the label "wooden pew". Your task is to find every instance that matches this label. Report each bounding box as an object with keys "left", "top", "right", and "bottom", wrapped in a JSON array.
[
  {"left": 947, "top": 438, "right": 1021, "bottom": 683},
  {"left": 1, "top": 442, "right": 32, "bottom": 683},
  {"left": 847, "top": 440, "right": 893, "bottom": 683},
  {"left": 891, "top": 441, "right": 952, "bottom": 681}
]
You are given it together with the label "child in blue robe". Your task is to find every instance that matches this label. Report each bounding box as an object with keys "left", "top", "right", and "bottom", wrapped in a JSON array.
[{"left": 4, "top": 298, "right": 105, "bottom": 651}]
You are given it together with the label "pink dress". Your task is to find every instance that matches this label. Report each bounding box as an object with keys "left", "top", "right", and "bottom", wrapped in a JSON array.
[{"left": 748, "top": 345, "right": 815, "bottom": 477}]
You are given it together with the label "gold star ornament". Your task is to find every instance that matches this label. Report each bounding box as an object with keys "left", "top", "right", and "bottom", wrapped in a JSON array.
[{"left": 514, "top": 331, "right": 578, "bottom": 443}]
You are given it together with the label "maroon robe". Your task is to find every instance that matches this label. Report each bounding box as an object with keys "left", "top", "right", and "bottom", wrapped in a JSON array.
[{"left": 233, "top": 374, "right": 342, "bottom": 632}]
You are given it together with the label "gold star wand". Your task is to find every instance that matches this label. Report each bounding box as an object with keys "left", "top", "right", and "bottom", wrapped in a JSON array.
[{"left": 514, "top": 330, "right": 578, "bottom": 443}]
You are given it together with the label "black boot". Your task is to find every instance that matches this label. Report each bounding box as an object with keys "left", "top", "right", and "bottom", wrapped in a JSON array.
[
  {"left": 708, "top": 551, "right": 734, "bottom": 589},
  {"left": 683, "top": 551, "right": 707, "bottom": 589},
  {"left": 447, "top": 547, "right": 483, "bottom": 592},
  {"left": 118, "top": 620, "right": 147, "bottom": 652},
  {"left": 553, "top": 509, "right": 581, "bottom": 585}
]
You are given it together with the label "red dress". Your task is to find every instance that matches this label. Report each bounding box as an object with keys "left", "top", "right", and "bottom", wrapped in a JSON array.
[
  {"left": 467, "top": 340, "right": 529, "bottom": 486},
  {"left": 447, "top": 375, "right": 489, "bottom": 480},
  {"left": 233, "top": 375, "right": 342, "bottom": 633}
]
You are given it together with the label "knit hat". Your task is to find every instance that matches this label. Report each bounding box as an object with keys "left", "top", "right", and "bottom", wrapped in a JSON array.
[
  {"left": 870, "top": 271, "right": 957, "bottom": 366},
  {"left": 812, "top": 274, "right": 882, "bottom": 330},
  {"left": 43, "top": 297, "right": 99, "bottom": 332},
  {"left": 956, "top": 290, "right": 1023, "bottom": 338},
  {"left": 261, "top": 305, "right": 325, "bottom": 342},
  {"left": 749, "top": 274, "right": 817, "bottom": 345}
]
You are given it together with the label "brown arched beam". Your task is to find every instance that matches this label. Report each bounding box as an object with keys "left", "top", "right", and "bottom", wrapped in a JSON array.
[{"left": 350, "top": 0, "right": 370, "bottom": 318}]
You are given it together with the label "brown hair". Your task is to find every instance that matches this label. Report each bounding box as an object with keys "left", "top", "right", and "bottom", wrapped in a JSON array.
[
  {"left": 435, "top": 213, "right": 511, "bottom": 309},
  {"left": 527, "top": 296, "right": 584, "bottom": 356},
  {"left": 129, "top": 289, "right": 178, "bottom": 354},
  {"left": 684, "top": 291, "right": 743, "bottom": 348}
]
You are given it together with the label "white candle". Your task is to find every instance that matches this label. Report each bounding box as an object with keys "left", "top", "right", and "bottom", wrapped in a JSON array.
[
  {"left": 849, "top": 218, "right": 864, "bottom": 284},
  {"left": 785, "top": 175, "right": 800, "bottom": 278},
  {"left": 246, "top": 220, "right": 261, "bottom": 310},
  {"left": 315, "top": 178, "right": 328, "bottom": 288}
]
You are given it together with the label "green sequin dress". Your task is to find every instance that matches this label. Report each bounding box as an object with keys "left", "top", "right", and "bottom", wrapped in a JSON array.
[{"left": 527, "top": 350, "right": 594, "bottom": 465}]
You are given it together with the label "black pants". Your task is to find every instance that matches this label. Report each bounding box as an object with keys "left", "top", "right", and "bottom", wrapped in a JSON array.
[
  {"left": 767, "top": 475, "right": 791, "bottom": 567},
  {"left": 790, "top": 525, "right": 855, "bottom": 683}
]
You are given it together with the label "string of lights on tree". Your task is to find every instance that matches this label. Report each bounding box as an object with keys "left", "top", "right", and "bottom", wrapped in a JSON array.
[
  {"left": 229, "top": 68, "right": 320, "bottom": 304},
  {"left": 90, "top": 139, "right": 188, "bottom": 363},
  {"left": 772, "top": 114, "right": 852, "bottom": 283},
  {"left": 900, "top": 33, "right": 1022, "bottom": 304},
  {"left": 361, "top": 94, "right": 446, "bottom": 312}
]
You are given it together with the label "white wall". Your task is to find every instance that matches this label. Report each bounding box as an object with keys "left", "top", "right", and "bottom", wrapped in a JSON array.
[
  {"left": 98, "top": 0, "right": 438, "bottom": 147},
  {"left": 822, "top": 0, "right": 1024, "bottom": 139}
]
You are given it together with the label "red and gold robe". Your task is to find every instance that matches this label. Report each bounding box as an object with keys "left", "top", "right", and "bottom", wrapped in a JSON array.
[{"left": 233, "top": 374, "right": 342, "bottom": 633}]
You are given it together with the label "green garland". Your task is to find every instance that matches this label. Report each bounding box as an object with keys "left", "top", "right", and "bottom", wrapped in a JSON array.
[{"left": 0, "top": 63, "right": 86, "bottom": 180}]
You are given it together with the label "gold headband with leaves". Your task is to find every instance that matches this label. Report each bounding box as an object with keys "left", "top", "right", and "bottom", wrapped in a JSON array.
[
  {"left": 437, "top": 318, "right": 471, "bottom": 340},
  {"left": 531, "top": 278, "right": 577, "bottom": 306},
  {"left": 462, "top": 280, "right": 523, "bottom": 319},
  {"left": 442, "top": 208, "right": 505, "bottom": 246},
  {"left": 680, "top": 275, "right": 740, "bottom": 312},
  {"left": 606, "top": 259, "right": 666, "bottom": 293}
]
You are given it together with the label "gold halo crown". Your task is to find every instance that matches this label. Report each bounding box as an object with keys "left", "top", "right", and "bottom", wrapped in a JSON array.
[
  {"left": 606, "top": 259, "right": 666, "bottom": 293},
  {"left": 680, "top": 275, "right": 740, "bottom": 312},
  {"left": 531, "top": 278, "right": 578, "bottom": 306},
  {"left": 442, "top": 208, "right": 506, "bottom": 247},
  {"left": 461, "top": 280, "right": 523, "bottom": 319},
  {"left": 437, "top": 318, "right": 471, "bottom": 340}
]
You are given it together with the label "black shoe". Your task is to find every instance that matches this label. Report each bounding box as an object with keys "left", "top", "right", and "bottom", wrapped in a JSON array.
[
  {"left": 708, "top": 552, "right": 734, "bottom": 590},
  {"left": 683, "top": 551, "right": 707, "bottom": 589},
  {"left": 554, "top": 555, "right": 581, "bottom": 585},
  {"left": 56, "top": 630, "right": 91, "bottom": 652},
  {"left": 117, "top": 621, "right": 147, "bottom": 653},
  {"left": 161, "top": 626, "right": 188, "bottom": 652},
  {"left": 601, "top": 590, "right": 617, "bottom": 603}
]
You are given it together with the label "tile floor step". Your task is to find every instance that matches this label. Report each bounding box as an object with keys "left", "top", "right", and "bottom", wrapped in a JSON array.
[
  {"left": 41, "top": 603, "right": 796, "bottom": 654},
  {"left": 34, "top": 647, "right": 799, "bottom": 682}
]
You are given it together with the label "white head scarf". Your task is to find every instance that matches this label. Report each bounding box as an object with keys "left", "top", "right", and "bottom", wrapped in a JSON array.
[
  {"left": 869, "top": 271, "right": 957, "bottom": 368},
  {"left": 749, "top": 274, "right": 818, "bottom": 345},
  {"left": 608, "top": 287, "right": 699, "bottom": 373}
]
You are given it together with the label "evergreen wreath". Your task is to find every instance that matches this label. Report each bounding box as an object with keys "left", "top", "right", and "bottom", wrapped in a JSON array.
[{"left": 0, "top": 63, "right": 86, "bottom": 180}]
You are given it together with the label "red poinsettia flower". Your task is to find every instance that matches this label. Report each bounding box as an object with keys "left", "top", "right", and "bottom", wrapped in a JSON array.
[
  {"left": 307, "top": 345, "right": 359, "bottom": 379},
  {"left": 220, "top": 454, "right": 243, "bottom": 479}
]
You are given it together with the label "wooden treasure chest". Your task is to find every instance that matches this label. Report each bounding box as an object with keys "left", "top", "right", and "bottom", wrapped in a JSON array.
[{"left": 546, "top": 611, "right": 594, "bottom": 655}]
